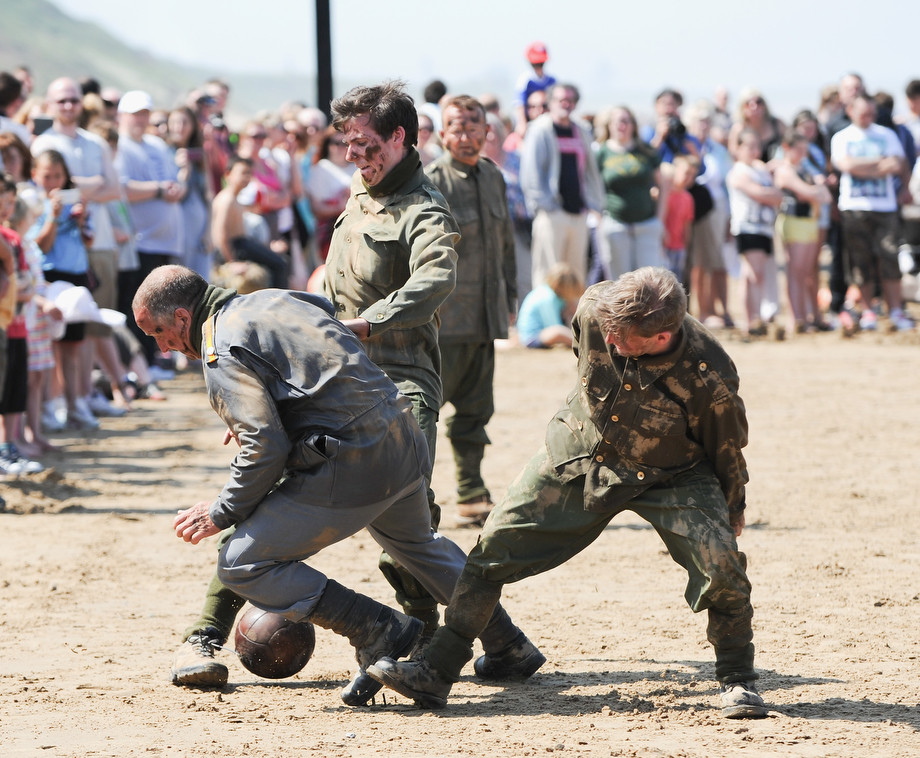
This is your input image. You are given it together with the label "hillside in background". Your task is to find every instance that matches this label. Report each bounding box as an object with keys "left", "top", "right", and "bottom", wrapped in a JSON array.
[{"left": 1, "top": 0, "right": 319, "bottom": 125}]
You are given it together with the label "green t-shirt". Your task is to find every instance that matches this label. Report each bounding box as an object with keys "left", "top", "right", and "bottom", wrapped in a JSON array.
[{"left": 597, "top": 143, "right": 661, "bottom": 223}]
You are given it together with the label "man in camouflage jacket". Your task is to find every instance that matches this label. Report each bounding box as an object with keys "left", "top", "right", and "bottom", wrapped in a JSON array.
[{"left": 370, "top": 267, "right": 768, "bottom": 720}]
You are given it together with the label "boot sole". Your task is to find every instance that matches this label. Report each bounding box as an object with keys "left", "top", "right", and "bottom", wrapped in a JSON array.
[
  {"left": 171, "top": 663, "right": 229, "bottom": 688},
  {"left": 366, "top": 664, "right": 447, "bottom": 709},
  {"left": 722, "top": 703, "right": 768, "bottom": 719}
]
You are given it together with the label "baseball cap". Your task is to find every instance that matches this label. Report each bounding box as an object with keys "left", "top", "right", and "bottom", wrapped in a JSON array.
[
  {"left": 526, "top": 42, "right": 549, "bottom": 65},
  {"left": 117, "top": 90, "right": 155, "bottom": 114}
]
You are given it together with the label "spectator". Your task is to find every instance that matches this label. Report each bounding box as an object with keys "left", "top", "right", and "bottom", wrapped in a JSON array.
[
  {"left": 303, "top": 127, "right": 356, "bottom": 262},
  {"left": 774, "top": 130, "right": 833, "bottom": 333},
  {"left": 515, "top": 261, "right": 583, "bottom": 348},
  {"left": 113, "top": 90, "right": 185, "bottom": 365},
  {"left": 27, "top": 150, "right": 98, "bottom": 428},
  {"left": 898, "top": 79, "right": 920, "bottom": 147},
  {"left": 727, "top": 130, "right": 783, "bottom": 338},
  {"left": 235, "top": 120, "right": 291, "bottom": 253},
  {"left": 481, "top": 112, "right": 533, "bottom": 306},
  {"left": 0, "top": 71, "right": 32, "bottom": 146},
  {"left": 210, "top": 156, "right": 289, "bottom": 290},
  {"left": 417, "top": 112, "right": 441, "bottom": 166},
  {"left": 831, "top": 93, "right": 913, "bottom": 331},
  {"left": 641, "top": 88, "right": 700, "bottom": 163},
  {"left": 167, "top": 106, "right": 212, "bottom": 280},
  {"left": 661, "top": 154, "right": 700, "bottom": 281},
  {"left": 728, "top": 87, "right": 786, "bottom": 162},
  {"left": 520, "top": 83, "right": 604, "bottom": 289},
  {"left": 594, "top": 105, "right": 665, "bottom": 280},
  {"left": 512, "top": 42, "right": 556, "bottom": 139},
  {"left": 684, "top": 101, "right": 735, "bottom": 328},
  {"left": 503, "top": 89, "right": 547, "bottom": 155}
]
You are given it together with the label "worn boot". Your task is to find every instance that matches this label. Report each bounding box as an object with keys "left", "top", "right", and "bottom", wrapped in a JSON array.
[
  {"left": 170, "top": 626, "right": 229, "bottom": 688},
  {"left": 309, "top": 580, "right": 422, "bottom": 707},
  {"left": 368, "top": 625, "right": 474, "bottom": 709},
  {"left": 474, "top": 631, "right": 545, "bottom": 681},
  {"left": 719, "top": 680, "right": 767, "bottom": 719}
]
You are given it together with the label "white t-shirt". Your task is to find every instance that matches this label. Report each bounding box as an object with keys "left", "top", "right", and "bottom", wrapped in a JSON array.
[
  {"left": 831, "top": 122, "right": 905, "bottom": 213},
  {"left": 727, "top": 162, "right": 776, "bottom": 236}
]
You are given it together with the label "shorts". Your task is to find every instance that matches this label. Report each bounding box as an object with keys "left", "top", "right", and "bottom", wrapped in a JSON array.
[
  {"left": 736, "top": 233, "right": 773, "bottom": 256},
  {"left": 689, "top": 209, "right": 727, "bottom": 272},
  {"left": 44, "top": 270, "right": 89, "bottom": 342},
  {"left": 777, "top": 214, "right": 819, "bottom": 245},
  {"left": 841, "top": 210, "right": 900, "bottom": 285}
]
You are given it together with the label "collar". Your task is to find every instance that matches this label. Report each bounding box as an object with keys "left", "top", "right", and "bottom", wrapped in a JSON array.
[{"left": 446, "top": 155, "right": 480, "bottom": 176}]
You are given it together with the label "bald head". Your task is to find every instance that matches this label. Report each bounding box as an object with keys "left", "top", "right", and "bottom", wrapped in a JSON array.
[
  {"left": 133, "top": 265, "right": 208, "bottom": 323},
  {"left": 46, "top": 77, "right": 83, "bottom": 129}
]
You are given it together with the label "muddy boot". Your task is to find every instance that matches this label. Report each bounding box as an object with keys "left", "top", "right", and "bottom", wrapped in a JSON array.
[
  {"left": 309, "top": 579, "right": 422, "bottom": 707},
  {"left": 170, "top": 626, "right": 228, "bottom": 688},
  {"left": 341, "top": 600, "right": 439, "bottom": 706},
  {"left": 368, "top": 626, "right": 474, "bottom": 709},
  {"left": 474, "top": 632, "right": 545, "bottom": 680}
]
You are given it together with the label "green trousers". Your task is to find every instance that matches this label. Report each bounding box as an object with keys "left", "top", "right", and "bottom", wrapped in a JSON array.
[{"left": 430, "top": 448, "right": 757, "bottom": 684}]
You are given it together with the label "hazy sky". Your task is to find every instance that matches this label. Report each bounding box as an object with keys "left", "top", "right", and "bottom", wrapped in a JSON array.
[{"left": 54, "top": 0, "right": 920, "bottom": 122}]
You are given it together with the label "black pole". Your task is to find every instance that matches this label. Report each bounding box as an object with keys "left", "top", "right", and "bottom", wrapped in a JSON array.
[{"left": 316, "top": 0, "right": 333, "bottom": 118}]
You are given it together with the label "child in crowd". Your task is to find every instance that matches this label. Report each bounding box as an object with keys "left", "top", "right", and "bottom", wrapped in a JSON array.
[
  {"left": 10, "top": 196, "right": 63, "bottom": 453},
  {"left": 662, "top": 155, "right": 700, "bottom": 282},
  {"left": 516, "top": 262, "right": 584, "bottom": 349},
  {"left": 28, "top": 149, "right": 98, "bottom": 430},
  {"left": 0, "top": 174, "right": 42, "bottom": 475}
]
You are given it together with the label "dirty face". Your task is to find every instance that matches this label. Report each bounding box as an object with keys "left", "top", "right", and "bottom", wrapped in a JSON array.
[
  {"left": 134, "top": 306, "right": 199, "bottom": 359},
  {"left": 342, "top": 114, "right": 406, "bottom": 188},
  {"left": 440, "top": 105, "right": 487, "bottom": 166},
  {"left": 604, "top": 329, "right": 674, "bottom": 358}
]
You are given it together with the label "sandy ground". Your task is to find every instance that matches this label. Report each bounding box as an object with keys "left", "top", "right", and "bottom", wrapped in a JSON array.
[{"left": 2, "top": 321, "right": 920, "bottom": 758}]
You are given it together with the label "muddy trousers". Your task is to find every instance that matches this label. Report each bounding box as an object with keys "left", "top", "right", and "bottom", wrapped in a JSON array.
[{"left": 424, "top": 449, "right": 758, "bottom": 684}]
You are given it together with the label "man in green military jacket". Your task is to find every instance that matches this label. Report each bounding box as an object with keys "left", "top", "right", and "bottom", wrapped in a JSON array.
[{"left": 425, "top": 96, "right": 517, "bottom": 527}]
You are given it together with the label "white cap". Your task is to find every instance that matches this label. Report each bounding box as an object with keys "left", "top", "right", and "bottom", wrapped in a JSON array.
[{"left": 117, "top": 90, "right": 154, "bottom": 114}]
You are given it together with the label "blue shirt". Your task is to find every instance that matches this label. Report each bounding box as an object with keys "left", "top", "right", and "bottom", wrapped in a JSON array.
[{"left": 517, "top": 284, "right": 565, "bottom": 345}]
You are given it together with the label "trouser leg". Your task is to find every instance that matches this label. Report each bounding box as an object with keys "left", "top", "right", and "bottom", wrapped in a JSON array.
[
  {"left": 378, "top": 394, "right": 440, "bottom": 631},
  {"left": 440, "top": 342, "right": 495, "bottom": 503},
  {"left": 631, "top": 468, "right": 757, "bottom": 684}
]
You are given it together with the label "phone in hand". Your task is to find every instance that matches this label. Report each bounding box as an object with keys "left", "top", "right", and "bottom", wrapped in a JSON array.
[{"left": 56, "top": 188, "right": 82, "bottom": 204}]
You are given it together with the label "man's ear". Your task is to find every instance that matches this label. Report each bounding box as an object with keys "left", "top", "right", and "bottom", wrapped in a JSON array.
[{"left": 391, "top": 125, "right": 406, "bottom": 147}]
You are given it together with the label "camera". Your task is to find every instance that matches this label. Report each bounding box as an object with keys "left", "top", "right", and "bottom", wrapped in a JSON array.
[{"left": 666, "top": 116, "right": 687, "bottom": 140}]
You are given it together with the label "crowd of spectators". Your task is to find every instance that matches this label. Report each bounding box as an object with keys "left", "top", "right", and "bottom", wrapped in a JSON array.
[{"left": 2, "top": 47, "right": 920, "bottom": 494}]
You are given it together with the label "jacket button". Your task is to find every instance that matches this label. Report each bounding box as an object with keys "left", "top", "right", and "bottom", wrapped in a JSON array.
[
  {"left": 581, "top": 376, "right": 588, "bottom": 386},
  {"left": 623, "top": 383, "right": 632, "bottom": 391},
  {"left": 699, "top": 362, "right": 708, "bottom": 372},
  {"left": 610, "top": 415, "right": 619, "bottom": 422},
  {"left": 636, "top": 471, "right": 645, "bottom": 480},
  {"left": 595, "top": 454, "right": 604, "bottom": 463}
]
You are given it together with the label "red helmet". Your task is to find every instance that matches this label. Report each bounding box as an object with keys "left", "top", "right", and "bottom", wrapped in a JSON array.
[{"left": 526, "top": 42, "right": 549, "bottom": 65}]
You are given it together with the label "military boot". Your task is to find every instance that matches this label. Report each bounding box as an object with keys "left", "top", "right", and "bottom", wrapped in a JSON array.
[
  {"left": 309, "top": 579, "right": 422, "bottom": 707},
  {"left": 368, "top": 625, "right": 474, "bottom": 709},
  {"left": 474, "top": 631, "right": 545, "bottom": 681}
]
